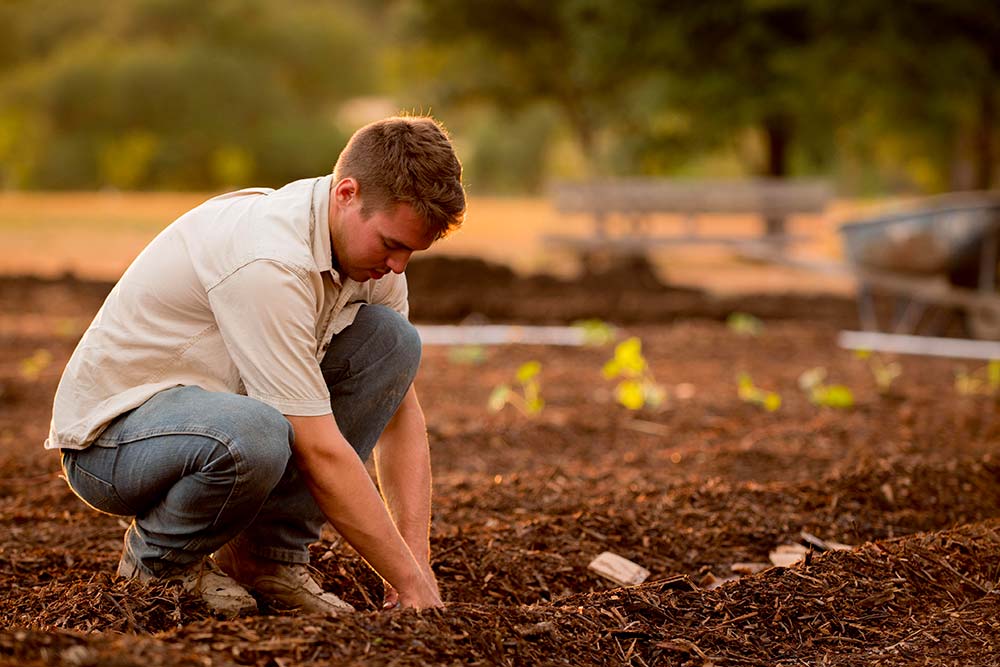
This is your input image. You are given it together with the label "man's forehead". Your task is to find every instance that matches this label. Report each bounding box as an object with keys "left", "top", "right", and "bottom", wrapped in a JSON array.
[{"left": 383, "top": 204, "right": 435, "bottom": 250}]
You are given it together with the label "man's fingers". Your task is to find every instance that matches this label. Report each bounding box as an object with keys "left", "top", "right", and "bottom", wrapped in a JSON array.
[{"left": 382, "top": 584, "right": 400, "bottom": 610}]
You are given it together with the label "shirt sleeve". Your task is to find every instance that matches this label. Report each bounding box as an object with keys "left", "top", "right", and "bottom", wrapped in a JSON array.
[{"left": 207, "top": 259, "right": 332, "bottom": 416}]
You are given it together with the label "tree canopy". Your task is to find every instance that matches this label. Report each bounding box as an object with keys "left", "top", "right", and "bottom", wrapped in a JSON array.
[
  {"left": 0, "top": 0, "right": 377, "bottom": 189},
  {"left": 0, "top": 0, "right": 996, "bottom": 193}
]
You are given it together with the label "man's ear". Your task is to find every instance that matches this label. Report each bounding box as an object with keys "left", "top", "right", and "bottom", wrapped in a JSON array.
[{"left": 333, "top": 178, "right": 358, "bottom": 205}]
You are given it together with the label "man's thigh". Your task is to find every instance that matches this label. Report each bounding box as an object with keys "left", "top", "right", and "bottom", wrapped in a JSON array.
[{"left": 62, "top": 386, "right": 292, "bottom": 516}]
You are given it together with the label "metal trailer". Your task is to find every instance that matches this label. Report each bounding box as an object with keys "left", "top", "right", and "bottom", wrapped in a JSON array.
[{"left": 839, "top": 192, "right": 1000, "bottom": 341}]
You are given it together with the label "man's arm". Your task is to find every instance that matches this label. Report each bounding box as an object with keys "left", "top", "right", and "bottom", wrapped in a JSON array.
[
  {"left": 284, "top": 411, "right": 441, "bottom": 609},
  {"left": 373, "top": 385, "right": 438, "bottom": 604}
]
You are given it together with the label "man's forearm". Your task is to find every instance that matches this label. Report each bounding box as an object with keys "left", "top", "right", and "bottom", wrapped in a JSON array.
[
  {"left": 375, "top": 386, "right": 433, "bottom": 562},
  {"left": 285, "top": 412, "right": 439, "bottom": 607}
]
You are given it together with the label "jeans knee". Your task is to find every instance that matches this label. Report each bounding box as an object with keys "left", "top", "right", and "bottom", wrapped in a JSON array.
[
  {"left": 222, "top": 399, "right": 293, "bottom": 486},
  {"left": 362, "top": 305, "right": 422, "bottom": 377}
]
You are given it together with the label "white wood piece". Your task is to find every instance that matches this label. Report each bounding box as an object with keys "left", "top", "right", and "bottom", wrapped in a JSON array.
[
  {"left": 838, "top": 330, "right": 1000, "bottom": 360},
  {"left": 415, "top": 325, "right": 591, "bottom": 346},
  {"left": 588, "top": 551, "right": 651, "bottom": 586},
  {"left": 768, "top": 544, "right": 810, "bottom": 567}
]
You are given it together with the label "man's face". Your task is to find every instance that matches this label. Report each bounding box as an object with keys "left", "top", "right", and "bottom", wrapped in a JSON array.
[{"left": 329, "top": 179, "right": 435, "bottom": 283}]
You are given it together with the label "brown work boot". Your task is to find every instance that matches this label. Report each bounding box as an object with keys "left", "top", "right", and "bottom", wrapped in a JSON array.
[
  {"left": 116, "top": 550, "right": 258, "bottom": 618},
  {"left": 214, "top": 541, "right": 354, "bottom": 615}
]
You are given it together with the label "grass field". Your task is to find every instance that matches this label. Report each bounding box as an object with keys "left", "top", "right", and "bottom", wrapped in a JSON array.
[{"left": 0, "top": 190, "right": 876, "bottom": 295}]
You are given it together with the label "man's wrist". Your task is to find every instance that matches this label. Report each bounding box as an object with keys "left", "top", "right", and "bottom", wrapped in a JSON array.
[{"left": 398, "top": 531, "right": 430, "bottom": 562}]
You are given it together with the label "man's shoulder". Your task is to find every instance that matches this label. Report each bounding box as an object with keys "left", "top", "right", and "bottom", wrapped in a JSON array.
[
  {"left": 206, "top": 186, "right": 275, "bottom": 203},
  {"left": 173, "top": 178, "right": 326, "bottom": 289}
]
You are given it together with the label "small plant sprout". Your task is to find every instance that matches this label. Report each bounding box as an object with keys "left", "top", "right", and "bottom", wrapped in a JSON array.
[
  {"left": 798, "top": 367, "right": 854, "bottom": 409},
  {"left": 448, "top": 344, "right": 487, "bottom": 365},
  {"left": 488, "top": 361, "right": 545, "bottom": 416},
  {"left": 737, "top": 373, "right": 782, "bottom": 412},
  {"left": 954, "top": 360, "right": 1000, "bottom": 397},
  {"left": 602, "top": 337, "right": 666, "bottom": 410},
  {"left": 853, "top": 349, "right": 902, "bottom": 395},
  {"left": 726, "top": 312, "right": 764, "bottom": 337},
  {"left": 19, "top": 349, "right": 53, "bottom": 382},
  {"left": 572, "top": 319, "right": 617, "bottom": 346}
]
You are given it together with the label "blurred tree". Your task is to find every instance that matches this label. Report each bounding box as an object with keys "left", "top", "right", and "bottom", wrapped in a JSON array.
[
  {"left": 396, "top": 0, "right": 839, "bottom": 187},
  {"left": 3, "top": 0, "right": 995, "bottom": 193},
  {"left": 0, "top": 0, "right": 376, "bottom": 189},
  {"left": 396, "top": 0, "right": 663, "bottom": 177},
  {"left": 820, "top": 0, "right": 999, "bottom": 190},
  {"left": 460, "top": 103, "right": 560, "bottom": 194},
  {"left": 654, "top": 0, "right": 833, "bottom": 180}
]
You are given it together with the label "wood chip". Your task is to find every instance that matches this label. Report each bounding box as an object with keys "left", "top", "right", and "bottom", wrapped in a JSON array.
[
  {"left": 699, "top": 572, "right": 739, "bottom": 589},
  {"left": 588, "top": 551, "right": 650, "bottom": 586},
  {"left": 801, "top": 531, "right": 853, "bottom": 552},
  {"left": 731, "top": 562, "right": 771, "bottom": 575},
  {"left": 769, "top": 544, "right": 810, "bottom": 567}
]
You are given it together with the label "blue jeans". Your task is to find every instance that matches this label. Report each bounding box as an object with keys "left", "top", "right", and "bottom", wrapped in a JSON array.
[{"left": 61, "top": 305, "right": 421, "bottom": 577}]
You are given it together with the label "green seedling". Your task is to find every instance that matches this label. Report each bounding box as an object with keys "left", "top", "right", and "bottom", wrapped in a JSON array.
[
  {"left": 54, "top": 318, "right": 85, "bottom": 340},
  {"left": 448, "top": 344, "right": 487, "bottom": 365},
  {"left": 954, "top": 360, "right": 1000, "bottom": 397},
  {"left": 602, "top": 337, "right": 666, "bottom": 410},
  {"left": 572, "top": 319, "right": 617, "bottom": 346},
  {"left": 854, "top": 349, "right": 902, "bottom": 395},
  {"left": 737, "top": 373, "right": 782, "bottom": 412},
  {"left": 488, "top": 361, "right": 544, "bottom": 416},
  {"left": 726, "top": 312, "right": 764, "bottom": 337},
  {"left": 798, "top": 367, "right": 854, "bottom": 408},
  {"left": 19, "top": 349, "right": 53, "bottom": 382}
]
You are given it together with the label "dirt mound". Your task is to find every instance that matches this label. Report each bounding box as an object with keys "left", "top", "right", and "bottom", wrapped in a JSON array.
[{"left": 405, "top": 255, "right": 858, "bottom": 325}]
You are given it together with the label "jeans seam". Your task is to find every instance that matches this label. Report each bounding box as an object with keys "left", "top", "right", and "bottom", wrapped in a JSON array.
[
  {"left": 112, "top": 429, "right": 249, "bottom": 552},
  {"left": 177, "top": 434, "right": 248, "bottom": 552},
  {"left": 98, "top": 425, "right": 258, "bottom": 447}
]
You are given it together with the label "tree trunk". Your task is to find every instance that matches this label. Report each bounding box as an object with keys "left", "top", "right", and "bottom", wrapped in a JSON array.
[
  {"left": 762, "top": 116, "right": 792, "bottom": 240},
  {"left": 568, "top": 108, "right": 598, "bottom": 178},
  {"left": 973, "top": 85, "right": 995, "bottom": 190},
  {"left": 764, "top": 116, "right": 790, "bottom": 179}
]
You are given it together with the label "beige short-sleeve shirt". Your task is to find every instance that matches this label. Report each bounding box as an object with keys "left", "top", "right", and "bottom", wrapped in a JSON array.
[{"left": 46, "top": 175, "right": 410, "bottom": 450}]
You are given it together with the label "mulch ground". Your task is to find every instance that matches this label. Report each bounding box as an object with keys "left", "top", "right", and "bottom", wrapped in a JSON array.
[{"left": 1, "top": 259, "right": 999, "bottom": 666}]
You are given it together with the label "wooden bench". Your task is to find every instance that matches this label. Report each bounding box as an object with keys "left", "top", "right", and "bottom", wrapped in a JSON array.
[{"left": 545, "top": 178, "right": 832, "bottom": 258}]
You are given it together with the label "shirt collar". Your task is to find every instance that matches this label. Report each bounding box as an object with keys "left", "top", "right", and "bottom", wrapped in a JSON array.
[{"left": 310, "top": 174, "right": 338, "bottom": 281}]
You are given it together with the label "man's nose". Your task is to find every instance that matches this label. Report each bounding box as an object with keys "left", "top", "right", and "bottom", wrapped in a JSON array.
[{"left": 386, "top": 250, "right": 412, "bottom": 274}]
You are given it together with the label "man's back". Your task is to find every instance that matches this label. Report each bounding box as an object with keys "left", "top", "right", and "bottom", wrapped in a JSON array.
[{"left": 47, "top": 178, "right": 336, "bottom": 450}]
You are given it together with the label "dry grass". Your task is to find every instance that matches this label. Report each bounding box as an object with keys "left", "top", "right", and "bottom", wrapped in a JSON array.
[{"left": 0, "top": 191, "right": 876, "bottom": 295}]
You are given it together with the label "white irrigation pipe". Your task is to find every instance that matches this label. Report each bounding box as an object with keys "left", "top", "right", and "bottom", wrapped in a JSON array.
[
  {"left": 838, "top": 330, "right": 1000, "bottom": 360},
  {"left": 415, "top": 324, "right": 592, "bottom": 346}
]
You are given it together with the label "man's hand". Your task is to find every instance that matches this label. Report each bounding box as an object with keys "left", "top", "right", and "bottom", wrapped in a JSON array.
[
  {"left": 285, "top": 412, "right": 442, "bottom": 610},
  {"left": 374, "top": 385, "right": 441, "bottom": 610},
  {"left": 383, "top": 562, "right": 440, "bottom": 610},
  {"left": 390, "top": 567, "right": 441, "bottom": 609}
]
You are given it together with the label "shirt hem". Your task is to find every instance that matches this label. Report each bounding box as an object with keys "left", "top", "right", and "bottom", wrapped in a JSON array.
[{"left": 248, "top": 393, "right": 332, "bottom": 416}]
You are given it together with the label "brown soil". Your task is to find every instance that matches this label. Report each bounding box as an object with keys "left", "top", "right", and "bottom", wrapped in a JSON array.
[{"left": 2, "top": 258, "right": 999, "bottom": 666}]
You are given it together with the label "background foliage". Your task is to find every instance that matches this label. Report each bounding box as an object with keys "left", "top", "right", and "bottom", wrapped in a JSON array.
[{"left": 0, "top": 0, "right": 996, "bottom": 194}]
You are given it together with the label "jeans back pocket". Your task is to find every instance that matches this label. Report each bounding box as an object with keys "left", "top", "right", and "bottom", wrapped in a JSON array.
[{"left": 62, "top": 451, "right": 133, "bottom": 516}]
